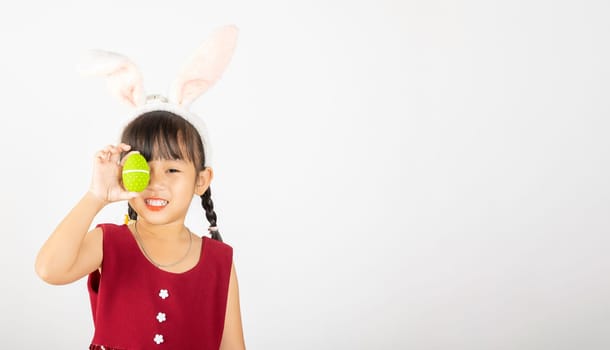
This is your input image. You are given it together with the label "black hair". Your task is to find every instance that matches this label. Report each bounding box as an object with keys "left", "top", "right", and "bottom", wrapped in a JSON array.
[{"left": 121, "top": 110, "right": 223, "bottom": 242}]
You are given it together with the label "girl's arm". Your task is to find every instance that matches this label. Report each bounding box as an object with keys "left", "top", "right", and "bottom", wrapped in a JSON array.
[
  {"left": 35, "top": 193, "right": 105, "bottom": 285},
  {"left": 35, "top": 143, "right": 135, "bottom": 285},
  {"left": 220, "top": 263, "right": 246, "bottom": 350}
]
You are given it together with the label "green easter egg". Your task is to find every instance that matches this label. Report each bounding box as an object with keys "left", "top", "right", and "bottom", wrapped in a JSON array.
[{"left": 122, "top": 153, "right": 150, "bottom": 192}]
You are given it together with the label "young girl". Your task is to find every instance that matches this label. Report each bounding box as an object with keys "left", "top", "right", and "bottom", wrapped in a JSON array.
[{"left": 35, "top": 26, "right": 245, "bottom": 349}]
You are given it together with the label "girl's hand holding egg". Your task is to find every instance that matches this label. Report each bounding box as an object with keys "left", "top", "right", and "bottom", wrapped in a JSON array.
[{"left": 89, "top": 143, "right": 139, "bottom": 203}]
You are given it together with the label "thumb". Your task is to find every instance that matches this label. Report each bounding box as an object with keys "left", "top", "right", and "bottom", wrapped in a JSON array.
[{"left": 116, "top": 191, "right": 138, "bottom": 201}]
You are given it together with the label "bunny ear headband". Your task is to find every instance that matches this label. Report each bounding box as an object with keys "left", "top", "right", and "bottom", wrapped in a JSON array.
[{"left": 79, "top": 25, "right": 239, "bottom": 168}]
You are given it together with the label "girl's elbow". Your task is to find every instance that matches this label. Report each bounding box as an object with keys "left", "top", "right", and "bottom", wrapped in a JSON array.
[
  {"left": 34, "top": 262, "right": 54, "bottom": 284},
  {"left": 34, "top": 258, "right": 68, "bottom": 285}
]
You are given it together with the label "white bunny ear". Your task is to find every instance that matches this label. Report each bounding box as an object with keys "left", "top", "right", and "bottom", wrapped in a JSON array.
[
  {"left": 169, "top": 25, "right": 239, "bottom": 107},
  {"left": 78, "top": 49, "right": 145, "bottom": 108}
]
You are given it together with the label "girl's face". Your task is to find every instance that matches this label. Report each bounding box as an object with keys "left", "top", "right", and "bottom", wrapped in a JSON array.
[{"left": 128, "top": 157, "right": 210, "bottom": 226}]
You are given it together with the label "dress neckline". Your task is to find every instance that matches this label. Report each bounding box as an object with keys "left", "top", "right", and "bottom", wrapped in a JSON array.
[{"left": 122, "top": 224, "right": 207, "bottom": 275}]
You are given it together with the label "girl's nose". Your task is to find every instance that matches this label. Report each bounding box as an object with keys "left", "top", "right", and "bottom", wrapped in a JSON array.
[{"left": 147, "top": 169, "right": 165, "bottom": 190}]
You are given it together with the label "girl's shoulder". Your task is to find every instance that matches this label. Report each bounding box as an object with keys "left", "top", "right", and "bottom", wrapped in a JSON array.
[
  {"left": 200, "top": 237, "right": 234, "bottom": 275},
  {"left": 95, "top": 223, "right": 134, "bottom": 249},
  {"left": 204, "top": 236, "right": 233, "bottom": 249},
  {"left": 96, "top": 222, "right": 128, "bottom": 233},
  {"left": 202, "top": 236, "right": 234, "bottom": 260}
]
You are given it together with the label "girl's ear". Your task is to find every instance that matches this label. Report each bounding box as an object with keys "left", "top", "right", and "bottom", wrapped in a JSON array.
[
  {"left": 78, "top": 50, "right": 146, "bottom": 108},
  {"left": 169, "top": 25, "right": 239, "bottom": 108},
  {"left": 195, "top": 167, "right": 214, "bottom": 196}
]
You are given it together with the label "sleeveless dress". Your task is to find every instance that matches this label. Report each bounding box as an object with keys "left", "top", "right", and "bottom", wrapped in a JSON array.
[{"left": 87, "top": 224, "right": 233, "bottom": 350}]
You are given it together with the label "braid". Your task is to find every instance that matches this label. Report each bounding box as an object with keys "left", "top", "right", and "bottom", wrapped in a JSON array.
[
  {"left": 128, "top": 205, "right": 138, "bottom": 221},
  {"left": 201, "top": 186, "right": 223, "bottom": 242}
]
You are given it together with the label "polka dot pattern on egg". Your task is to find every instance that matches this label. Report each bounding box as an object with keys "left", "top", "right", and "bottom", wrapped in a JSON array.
[{"left": 122, "top": 153, "right": 150, "bottom": 192}]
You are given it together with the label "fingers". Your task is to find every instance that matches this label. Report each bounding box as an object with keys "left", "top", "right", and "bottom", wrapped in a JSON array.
[
  {"left": 109, "top": 143, "right": 130, "bottom": 164},
  {"left": 118, "top": 143, "right": 131, "bottom": 151},
  {"left": 95, "top": 146, "right": 112, "bottom": 162},
  {"left": 95, "top": 143, "right": 132, "bottom": 163}
]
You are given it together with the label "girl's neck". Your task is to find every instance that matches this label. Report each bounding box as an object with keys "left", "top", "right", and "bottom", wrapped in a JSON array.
[{"left": 135, "top": 221, "right": 188, "bottom": 241}]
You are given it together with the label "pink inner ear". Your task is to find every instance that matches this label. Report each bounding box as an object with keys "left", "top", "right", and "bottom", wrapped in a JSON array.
[
  {"left": 170, "top": 25, "right": 239, "bottom": 107},
  {"left": 121, "top": 86, "right": 137, "bottom": 107},
  {"left": 79, "top": 50, "right": 146, "bottom": 108},
  {"left": 107, "top": 64, "right": 145, "bottom": 107},
  {"left": 178, "top": 79, "right": 212, "bottom": 105}
]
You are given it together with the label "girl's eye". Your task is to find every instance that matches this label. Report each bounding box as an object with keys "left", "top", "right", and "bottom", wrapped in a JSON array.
[{"left": 168, "top": 168, "right": 180, "bottom": 173}]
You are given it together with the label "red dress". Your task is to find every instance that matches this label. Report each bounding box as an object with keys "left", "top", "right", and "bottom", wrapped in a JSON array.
[{"left": 87, "top": 224, "right": 233, "bottom": 350}]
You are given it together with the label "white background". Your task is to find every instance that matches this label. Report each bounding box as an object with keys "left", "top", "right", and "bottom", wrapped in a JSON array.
[{"left": 1, "top": 0, "right": 609, "bottom": 349}]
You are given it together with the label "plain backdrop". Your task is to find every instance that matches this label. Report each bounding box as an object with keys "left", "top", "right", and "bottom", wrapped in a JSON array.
[{"left": 1, "top": 0, "right": 609, "bottom": 349}]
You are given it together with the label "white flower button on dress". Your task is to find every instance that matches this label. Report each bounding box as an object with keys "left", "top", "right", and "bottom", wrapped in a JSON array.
[
  {"left": 154, "top": 334, "right": 164, "bottom": 345},
  {"left": 159, "top": 289, "right": 169, "bottom": 299}
]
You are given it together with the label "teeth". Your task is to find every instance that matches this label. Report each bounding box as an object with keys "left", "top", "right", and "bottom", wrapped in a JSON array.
[{"left": 146, "top": 199, "right": 168, "bottom": 206}]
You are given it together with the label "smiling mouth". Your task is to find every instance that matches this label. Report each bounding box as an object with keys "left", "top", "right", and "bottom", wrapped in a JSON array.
[{"left": 145, "top": 198, "right": 168, "bottom": 211}]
